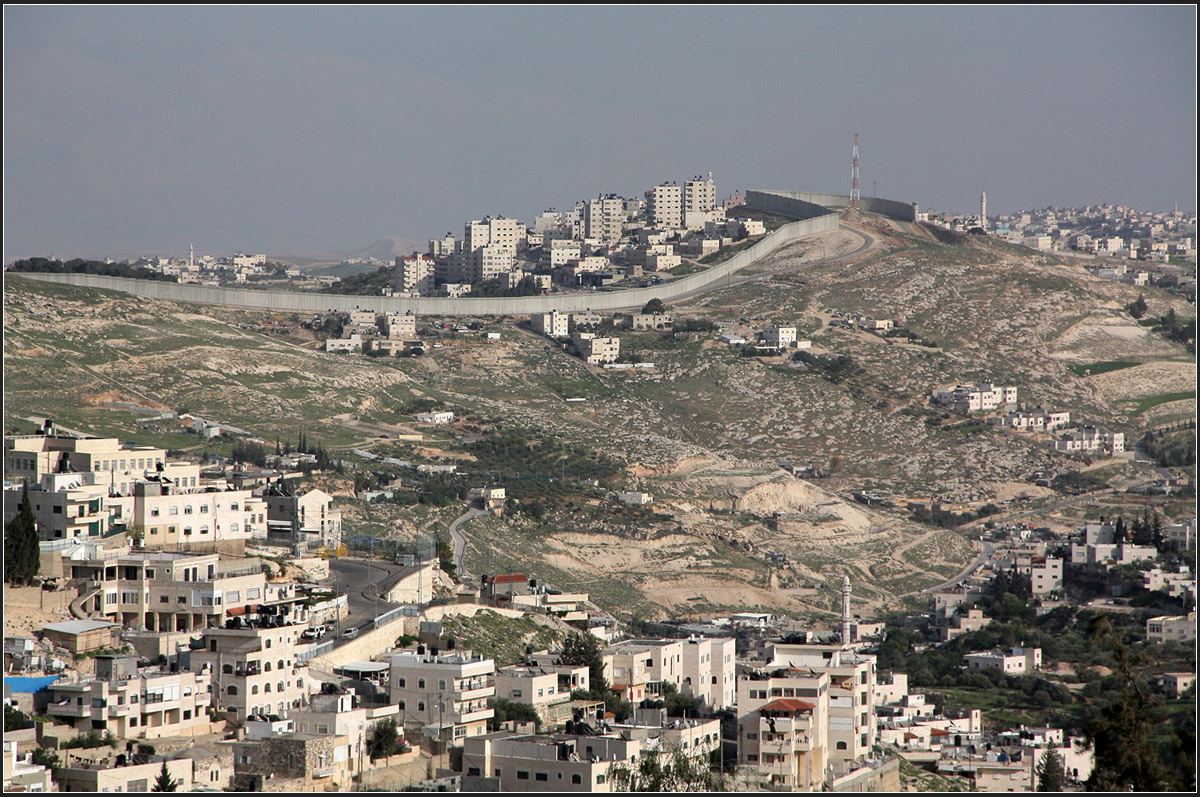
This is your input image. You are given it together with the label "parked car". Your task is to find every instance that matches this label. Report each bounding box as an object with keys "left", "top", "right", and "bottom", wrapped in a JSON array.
[
  {"left": 342, "top": 626, "right": 359, "bottom": 639},
  {"left": 301, "top": 626, "right": 326, "bottom": 641}
]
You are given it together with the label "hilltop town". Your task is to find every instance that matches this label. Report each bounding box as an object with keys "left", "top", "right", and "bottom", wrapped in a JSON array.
[{"left": 3, "top": 180, "right": 1196, "bottom": 793}]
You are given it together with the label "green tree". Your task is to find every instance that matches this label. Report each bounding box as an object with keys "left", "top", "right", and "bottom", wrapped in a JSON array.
[
  {"left": 367, "top": 717, "right": 399, "bottom": 761},
  {"left": 4, "top": 703, "right": 32, "bottom": 732},
  {"left": 641, "top": 298, "right": 666, "bottom": 315},
  {"left": 488, "top": 698, "right": 541, "bottom": 731},
  {"left": 5, "top": 482, "right": 40, "bottom": 585},
  {"left": 152, "top": 761, "right": 178, "bottom": 792},
  {"left": 1083, "top": 615, "right": 1176, "bottom": 791},
  {"left": 559, "top": 632, "right": 609, "bottom": 695},
  {"left": 1036, "top": 746, "right": 1064, "bottom": 791},
  {"left": 607, "top": 747, "right": 725, "bottom": 791},
  {"left": 1127, "top": 294, "right": 1147, "bottom": 319}
]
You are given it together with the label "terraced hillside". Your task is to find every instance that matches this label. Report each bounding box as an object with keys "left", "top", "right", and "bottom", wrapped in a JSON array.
[{"left": 4, "top": 216, "right": 1193, "bottom": 622}]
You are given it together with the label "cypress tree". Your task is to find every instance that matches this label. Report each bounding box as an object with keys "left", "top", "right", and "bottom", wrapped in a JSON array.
[
  {"left": 152, "top": 761, "right": 178, "bottom": 792},
  {"left": 5, "top": 483, "right": 40, "bottom": 585}
]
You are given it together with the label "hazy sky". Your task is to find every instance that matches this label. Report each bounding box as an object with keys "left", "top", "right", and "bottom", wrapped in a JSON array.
[{"left": 3, "top": 5, "right": 1196, "bottom": 260}]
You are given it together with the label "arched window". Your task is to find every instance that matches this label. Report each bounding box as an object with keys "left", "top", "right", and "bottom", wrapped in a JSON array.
[
  {"left": 264, "top": 662, "right": 272, "bottom": 672},
  {"left": 836, "top": 741, "right": 848, "bottom": 750},
  {"left": 251, "top": 685, "right": 259, "bottom": 695},
  {"left": 264, "top": 683, "right": 272, "bottom": 693},
  {"left": 266, "top": 640, "right": 272, "bottom": 649},
  {"left": 223, "top": 664, "right": 233, "bottom": 674},
  {"left": 227, "top": 685, "right": 238, "bottom": 696},
  {"left": 278, "top": 659, "right": 285, "bottom": 670},
  {"left": 278, "top": 681, "right": 284, "bottom": 693}
]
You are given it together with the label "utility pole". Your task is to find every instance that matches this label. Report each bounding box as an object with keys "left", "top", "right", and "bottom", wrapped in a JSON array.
[{"left": 850, "top": 134, "right": 861, "bottom": 210}]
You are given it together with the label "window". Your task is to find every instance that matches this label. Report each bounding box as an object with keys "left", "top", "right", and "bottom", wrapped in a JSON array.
[
  {"left": 170, "top": 507, "right": 178, "bottom": 516},
  {"left": 398, "top": 678, "right": 406, "bottom": 688},
  {"left": 517, "top": 771, "right": 529, "bottom": 780},
  {"left": 596, "top": 775, "right": 607, "bottom": 784},
  {"left": 439, "top": 680, "right": 446, "bottom": 691},
  {"left": 247, "top": 588, "right": 260, "bottom": 600},
  {"left": 184, "top": 506, "right": 193, "bottom": 515},
  {"left": 151, "top": 508, "right": 160, "bottom": 517},
  {"left": 418, "top": 679, "right": 425, "bottom": 689},
  {"left": 535, "top": 773, "right": 548, "bottom": 782},
  {"left": 572, "top": 775, "right": 582, "bottom": 785},
  {"left": 160, "top": 596, "right": 169, "bottom": 603},
  {"left": 418, "top": 702, "right": 425, "bottom": 712}
]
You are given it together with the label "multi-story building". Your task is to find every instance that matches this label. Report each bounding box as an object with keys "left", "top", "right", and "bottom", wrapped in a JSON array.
[
  {"left": 389, "top": 648, "right": 495, "bottom": 745},
  {"left": 1053, "top": 426, "right": 1125, "bottom": 455},
  {"left": 231, "top": 730, "right": 354, "bottom": 791},
  {"left": 531, "top": 310, "right": 571, "bottom": 339},
  {"left": 645, "top": 183, "right": 683, "bottom": 230},
  {"left": 262, "top": 486, "right": 342, "bottom": 548},
  {"left": 5, "top": 430, "right": 168, "bottom": 485},
  {"left": 762, "top": 326, "right": 797, "bottom": 349},
  {"left": 987, "top": 407, "right": 1071, "bottom": 432},
  {"left": 963, "top": 647, "right": 1042, "bottom": 676},
  {"left": 603, "top": 639, "right": 686, "bottom": 702},
  {"left": 64, "top": 549, "right": 291, "bottom": 633},
  {"left": 760, "top": 643, "right": 876, "bottom": 773},
  {"left": 2, "top": 730, "right": 53, "bottom": 793},
  {"left": 572, "top": 333, "right": 620, "bottom": 365},
  {"left": 931, "top": 383, "right": 1018, "bottom": 414},
  {"left": 191, "top": 623, "right": 313, "bottom": 723},
  {"left": 583, "top": 196, "right": 627, "bottom": 245},
  {"left": 3, "top": 472, "right": 112, "bottom": 541},
  {"left": 46, "top": 656, "right": 214, "bottom": 739},
  {"left": 1146, "top": 612, "right": 1197, "bottom": 643},
  {"left": 463, "top": 731, "right": 641, "bottom": 792},
  {"left": 56, "top": 756, "right": 195, "bottom": 793},
  {"left": 736, "top": 665, "right": 831, "bottom": 791},
  {"left": 495, "top": 665, "right": 572, "bottom": 722},
  {"left": 108, "top": 480, "right": 266, "bottom": 549},
  {"left": 394, "top": 254, "right": 436, "bottom": 296},
  {"left": 290, "top": 691, "right": 401, "bottom": 778}
]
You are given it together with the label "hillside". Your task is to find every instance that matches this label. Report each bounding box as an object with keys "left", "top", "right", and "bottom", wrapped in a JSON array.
[{"left": 3, "top": 217, "right": 1194, "bottom": 621}]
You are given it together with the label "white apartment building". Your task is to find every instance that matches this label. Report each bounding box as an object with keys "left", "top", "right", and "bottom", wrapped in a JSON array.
[
  {"left": 108, "top": 480, "right": 266, "bottom": 549},
  {"left": 325, "top": 335, "right": 364, "bottom": 353},
  {"left": 394, "top": 255, "right": 436, "bottom": 296},
  {"left": 531, "top": 310, "right": 571, "bottom": 338},
  {"left": 495, "top": 665, "right": 572, "bottom": 721},
  {"left": 931, "top": 383, "right": 1018, "bottom": 413},
  {"left": 761, "top": 644, "right": 877, "bottom": 772},
  {"left": 64, "top": 549, "right": 285, "bottom": 633},
  {"left": 3, "top": 473, "right": 112, "bottom": 540},
  {"left": 463, "top": 732, "right": 640, "bottom": 792},
  {"left": 5, "top": 432, "right": 170, "bottom": 489},
  {"left": 963, "top": 647, "right": 1042, "bottom": 676},
  {"left": 192, "top": 623, "right": 313, "bottom": 723},
  {"left": 572, "top": 333, "right": 620, "bottom": 365},
  {"left": 542, "top": 239, "right": 583, "bottom": 269},
  {"left": 684, "top": 173, "right": 716, "bottom": 215},
  {"left": 645, "top": 183, "right": 683, "bottom": 230},
  {"left": 987, "top": 407, "right": 1070, "bottom": 432},
  {"left": 1053, "top": 426, "right": 1124, "bottom": 455},
  {"left": 389, "top": 649, "right": 495, "bottom": 745},
  {"left": 384, "top": 312, "right": 418, "bottom": 340},
  {"left": 584, "top": 196, "right": 626, "bottom": 244},
  {"left": 737, "top": 667, "right": 831, "bottom": 791},
  {"left": 681, "top": 636, "right": 736, "bottom": 710},
  {"left": 1146, "top": 612, "right": 1197, "bottom": 643},
  {"left": 262, "top": 487, "right": 342, "bottom": 547},
  {"left": 46, "top": 662, "right": 214, "bottom": 739},
  {"left": 763, "top": 325, "right": 797, "bottom": 349}
]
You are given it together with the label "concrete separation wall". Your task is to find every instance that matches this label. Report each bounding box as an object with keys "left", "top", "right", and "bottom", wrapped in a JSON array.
[
  {"left": 14, "top": 211, "right": 838, "bottom": 317},
  {"left": 747, "top": 190, "right": 918, "bottom": 223}
]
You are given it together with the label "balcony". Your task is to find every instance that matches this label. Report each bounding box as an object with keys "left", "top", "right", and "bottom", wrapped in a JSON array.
[
  {"left": 312, "top": 765, "right": 336, "bottom": 779},
  {"left": 451, "top": 706, "right": 494, "bottom": 725},
  {"left": 48, "top": 702, "right": 90, "bottom": 719}
]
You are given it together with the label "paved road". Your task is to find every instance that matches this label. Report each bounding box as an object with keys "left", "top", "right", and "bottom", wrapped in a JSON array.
[
  {"left": 448, "top": 506, "right": 486, "bottom": 579},
  {"left": 325, "top": 558, "right": 405, "bottom": 634}
]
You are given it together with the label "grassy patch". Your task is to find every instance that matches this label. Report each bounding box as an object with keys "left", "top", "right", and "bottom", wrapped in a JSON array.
[
  {"left": 1067, "top": 360, "right": 1140, "bottom": 377},
  {"left": 1127, "top": 391, "right": 1197, "bottom": 417}
]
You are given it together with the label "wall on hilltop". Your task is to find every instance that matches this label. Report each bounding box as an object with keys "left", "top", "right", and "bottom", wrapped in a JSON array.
[{"left": 748, "top": 190, "right": 917, "bottom": 222}]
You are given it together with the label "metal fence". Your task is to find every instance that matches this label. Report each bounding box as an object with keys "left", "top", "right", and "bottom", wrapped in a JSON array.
[
  {"left": 297, "top": 639, "right": 335, "bottom": 663},
  {"left": 373, "top": 606, "right": 409, "bottom": 629}
]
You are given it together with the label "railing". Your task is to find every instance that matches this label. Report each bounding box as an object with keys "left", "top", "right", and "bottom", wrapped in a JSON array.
[
  {"left": 297, "top": 640, "right": 335, "bottom": 663},
  {"left": 373, "top": 606, "right": 407, "bottom": 629}
]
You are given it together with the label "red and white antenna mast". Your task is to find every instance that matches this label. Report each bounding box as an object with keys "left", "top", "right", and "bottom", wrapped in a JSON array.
[{"left": 850, "top": 133, "right": 861, "bottom": 209}]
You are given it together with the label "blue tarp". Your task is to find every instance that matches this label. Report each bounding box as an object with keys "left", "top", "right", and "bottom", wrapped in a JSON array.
[{"left": 4, "top": 675, "right": 61, "bottom": 693}]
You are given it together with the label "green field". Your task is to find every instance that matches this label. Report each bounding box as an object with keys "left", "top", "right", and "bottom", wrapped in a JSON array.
[
  {"left": 1067, "top": 360, "right": 1140, "bottom": 377},
  {"left": 1128, "top": 390, "right": 1197, "bottom": 417}
]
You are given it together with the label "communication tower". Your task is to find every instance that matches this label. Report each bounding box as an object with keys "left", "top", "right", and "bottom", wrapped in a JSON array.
[{"left": 850, "top": 134, "right": 861, "bottom": 210}]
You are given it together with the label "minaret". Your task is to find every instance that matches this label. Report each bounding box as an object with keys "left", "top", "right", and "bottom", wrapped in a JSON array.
[
  {"left": 841, "top": 576, "right": 852, "bottom": 645},
  {"left": 189, "top": 243, "right": 194, "bottom": 269},
  {"left": 980, "top": 192, "right": 987, "bottom": 230}
]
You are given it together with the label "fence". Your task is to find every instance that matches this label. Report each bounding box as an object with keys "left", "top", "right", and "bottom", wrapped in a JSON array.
[
  {"left": 297, "top": 639, "right": 335, "bottom": 663},
  {"left": 373, "top": 606, "right": 409, "bottom": 629}
]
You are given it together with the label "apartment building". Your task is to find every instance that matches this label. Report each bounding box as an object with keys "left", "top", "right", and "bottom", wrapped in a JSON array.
[
  {"left": 191, "top": 623, "right": 313, "bottom": 723},
  {"left": 496, "top": 665, "right": 572, "bottom": 722},
  {"left": 5, "top": 431, "right": 168, "bottom": 485},
  {"left": 1053, "top": 426, "right": 1125, "bottom": 455},
  {"left": 65, "top": 549, "right": 286, "bottom": 633},
  {"left": 389, "top": 648, "right": 495, "bottom": 745},
  {"left": 611, "top": 707, "right": 721, "bottom": 759},
  {"left": 325, "top": 335, "right": 364, "bottom": 353},
  {"left": 56, "top": 756, "right": 195, "bottom": 794},
  {"left": 3, "top": 472, "right": 111, "bottom": 540},
  {"left": 583, "top": 196, "right": 626, "bottom": 245},
  {"left": 463, "top": 731, "right": 640, "bottom": 792},
  {"left": 604, "top": 639, "right": 685, "bottom": 701},
  {"left": 232, "top": 730, "right": 354, "bottom": 791},
  {"left": 290, "top": 692, "right": 401, "bottom": 778},
  {"left": 987, "top": 407, "right": 1070, "bottom": 432},
  {"left": 931, "top": 383, "right": 1018, "bottom": 413},
  {"left": 763, "top": 325, "right": 797, "bottom": 349},
  {"left": 395, "top": 254, "right": 436, "bottom": 296},
  {"left": 1146, "top": 612, "right": 1197, "bottom": 643},
  {"left": 963, "top": 647, "right": 1042, "bottom": 676},
  {"left": 2, "top": 730, "right": 53, "bottom": 793},
  {"left": 109, "top": 480, "right": 266, "bottom": 549},
  {"left": 262, "top": 486, "right": 342, "bottom": 547},
  {"left": 572, "top": 333, "right": 620, "bottom": 365},
  {"left": 737, "top": 666, "right": 831, "bottom": 792},
  {"left": 531, "top": 310, "right": 571, "bottom": 338},
  {"left": 645, "top": 183, "right": 683, "bottom": 230},
  {"left": 46, "top": 658, "right": 214, "bottom": 739},
  {"left": 680, "top": 636, "right": 736, "bottom": 710},
  {"left": 762, "top": 643, "right": 877, "bottom": 772}
]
